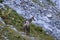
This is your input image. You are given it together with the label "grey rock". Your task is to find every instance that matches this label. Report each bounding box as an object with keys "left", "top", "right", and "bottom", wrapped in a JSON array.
[{"left": 3, "top": 0, "right": 60, "bottom": 40}]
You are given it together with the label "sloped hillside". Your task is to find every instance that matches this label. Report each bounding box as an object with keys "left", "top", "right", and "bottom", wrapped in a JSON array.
[{"left": 0, "top": 4, "right": 55, "bottom": 40}]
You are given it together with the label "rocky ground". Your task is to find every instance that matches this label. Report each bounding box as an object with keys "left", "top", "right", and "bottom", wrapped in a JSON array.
[
  {"left": 2, "top": 0, "right": 60, "bottom": 40},
  {"left": 0, "top": 3, "right": 55, "bottom": 40}
]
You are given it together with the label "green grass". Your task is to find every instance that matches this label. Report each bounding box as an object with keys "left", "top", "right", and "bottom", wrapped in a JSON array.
[
  {"left": 46, "top": 0, "right": 55, "bottom": 6},
  {"left": 32, "top": 0, "right": 44, "bottom": 7},
  {"left": 32, "top": 0, "right": 55, "bottom": 7},
  {"left": 0, "top": 26, "right": 26, "bottom": 40},
  {"left": 30, "top": 24, "right": 55, "bottom": 40},
  {"left": 0, "top": 0, "right": 4, "bottom": 3},
  {"left": 0, "top": 6, "right": 55, "bottom": 40}
]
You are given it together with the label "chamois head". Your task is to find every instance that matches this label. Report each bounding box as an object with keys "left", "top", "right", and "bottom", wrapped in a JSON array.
[{"left": 28, "top": 16, "right": 35, "bottom": 23}]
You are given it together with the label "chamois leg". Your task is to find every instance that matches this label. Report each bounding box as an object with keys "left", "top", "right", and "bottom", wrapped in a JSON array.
[
  {"left": 23, "top": 26, "right": 26, "bottom": 34},
  {"left": 26, "top": 26, "right": 30, "bottom": 35}
]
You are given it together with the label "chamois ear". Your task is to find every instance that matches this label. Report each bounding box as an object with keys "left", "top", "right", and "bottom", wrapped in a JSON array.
[
  {"left": 32, "top": 16, "right": 35, "bottom": 21},
  {"left": 32, "top": 15, "right": 34, "bottom": 18}
]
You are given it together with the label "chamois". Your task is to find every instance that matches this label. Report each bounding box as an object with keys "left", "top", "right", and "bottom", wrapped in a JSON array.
[{"left": 23, "top": 16, "right": 35, "bottom": 35}]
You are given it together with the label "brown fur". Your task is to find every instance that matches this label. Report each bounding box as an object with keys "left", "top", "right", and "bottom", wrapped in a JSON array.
[{"left": 23, "top": 16, "right": 35, "bottom": 35}]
